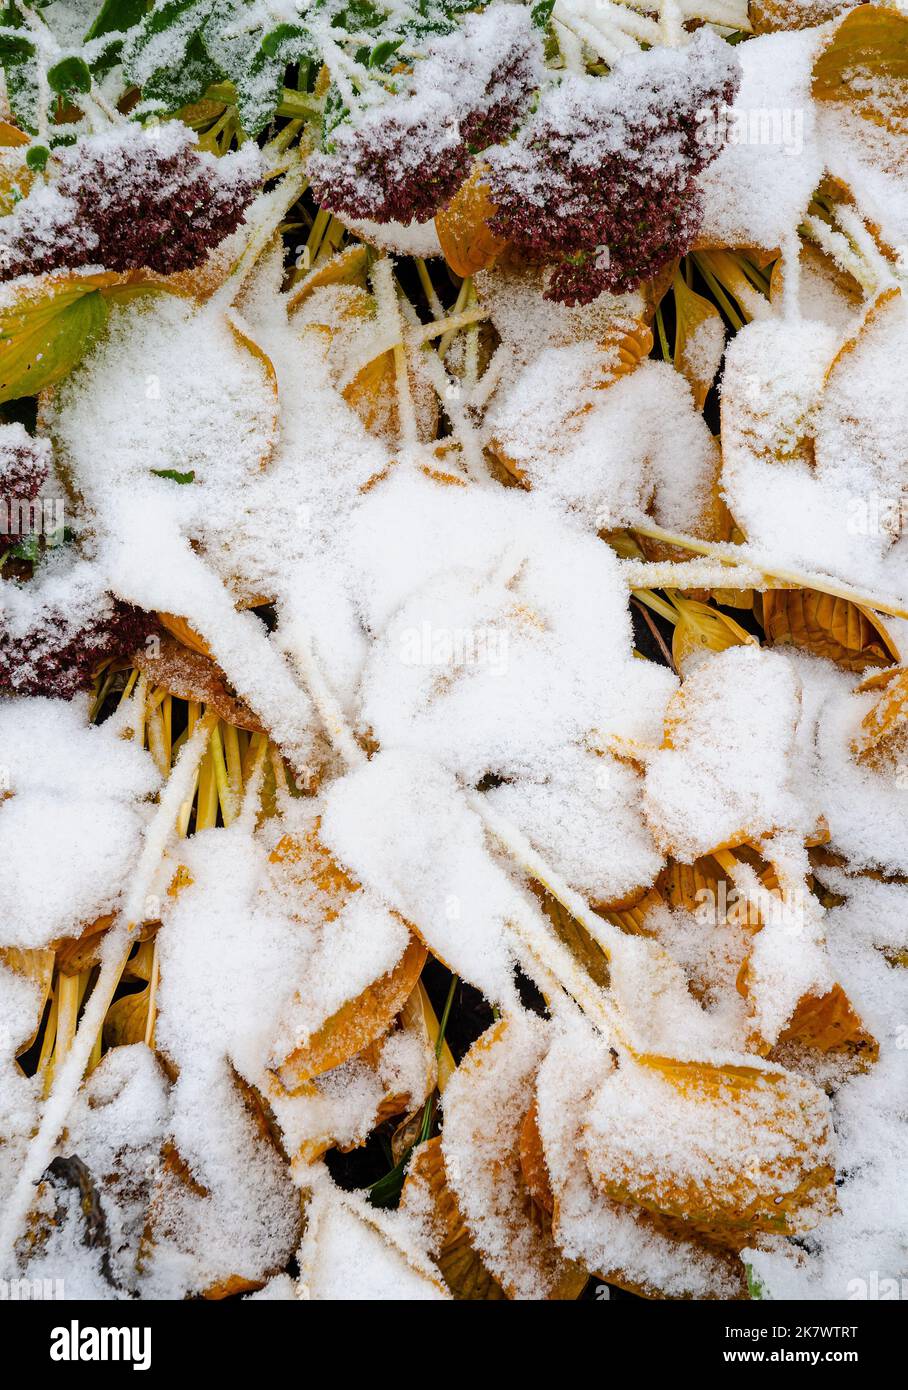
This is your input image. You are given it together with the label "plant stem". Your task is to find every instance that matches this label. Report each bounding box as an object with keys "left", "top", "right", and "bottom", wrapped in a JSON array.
[{"left": 626, "top": 521, "right": 908, "bottom": 621}]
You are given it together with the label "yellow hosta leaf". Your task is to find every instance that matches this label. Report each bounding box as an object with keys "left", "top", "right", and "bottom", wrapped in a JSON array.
[
  {"left": 0, "top": 270, "right": 165, "bottom": 403},
  {"left": 535, "top": 887, "right": 611, "bottom": 987},
  {"left": 0, "top": 121, "right": 28, "bottom": 147},
  {"left": 276, "top": 936, "right": 427, "bottom": 1089},
  {"left": 672, "top": 273, "right": 725, "bottom": 410},
  {"left": 441, "top": 1017, "right": 588, "bottom": 1300},
  {"left": 762, "top": 588, "right": 900, "bottom": 672},
  {"left": 583, "top": 1054, "right": 836, "bottom": 1247},
  {"left": 0, "top": 946, "right": 54, "bottom": 1053},
  {"left": 157, "top": 612, "right": 212, "bottom": 657},
  {"left": 224, "top": 308, "right": 279, "bottom": 466},
  {"left": 0, "top": 149, "right": 32, "bottom": 216},
  {"left": 402, "top": 1138, "right": 507, "bottom": 1300},
  {"left": 103, "top": 986, "right": 150, "bottom": 1049},
  {"left": 606, "top": 884, "right": 665, "bottom": 936},
  {"left": 401, "top": 981, "right": 455, "bottom": 1093},
  {"left": 656, "top": 856, "right": 731, "bottom": 920},
  {"left": 750, "top": 0, "right": 849, "bottom": 32},
  {"left": 851, "top": 664, "right": 908, "bottom": 768},
  {"left": 777, "top": 982, "right": 878, "bottom": 1058},
  {"left": 0, "top": 274, "right": 110, "bottom": 403},
  {"left": 598, "top": 317, "right": 654, "bottom": 385},
  {"left": 285, "top": 243, "right": 369, "bottom": 315},
  {"left": 489, "top": 314, "right": 653, "bottom": 485},
  {"left": 812, "top": 3, "right": 908, "bottom": 134},
  {"left": 670, "top": 592, "right": 757, "bottom": 672},
  {"left": 435, "top": 165, "right": 508, "bottom": 279}
]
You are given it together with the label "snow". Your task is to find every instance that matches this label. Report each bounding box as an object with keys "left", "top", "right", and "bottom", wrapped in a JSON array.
[{"left": 2, "top": 6, "right": 908, "bottom": 1304}]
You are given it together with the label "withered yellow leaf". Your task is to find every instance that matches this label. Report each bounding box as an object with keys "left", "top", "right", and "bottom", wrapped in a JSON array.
[
  {"left": 851, "top": 664, "right": 908, "bottom": 768},
  {"left": 762, "top": 588, "right": 900, "bottom": 672},
  {"left": 583, "top": 1054, "right": 836, "bottom": 1247},
  {"left": 0, "top": 946, "right": 54, "bottom": 1054},
  {"left": 403, "top": 1137, "right": 507, "bottom": 1300},
  {"left": 672, "top": 273, "right": 725, "bottom": 410},
  {"left": 777, "top": 982, "right": 878, "bottom": 1059},
  {"left": 812, "top": 4, "right": 908, "bottom": 134},
  {"left": 435, "top": 165, "right": 508, "bottom": 279},
  {"left": 670, "top": 593, "right": 757, "bottom": 672},
  {"left": 751, "top": 0, "right": 847, "bottom": 32},
  {"left": 276, "top": 937, "right": 427, "bottom": 1089},
  {"left": 441, "top": 1017, "right": 588, "bottom": 1300},
  {"left": 285, "top": 243, "right": 370, "bottom": 316},
  {"left": 103, "top": 986, "right": 150, "bottom": 1049},
  {"left": 157, "top": 612, "right": 212, "bottom": 657}
]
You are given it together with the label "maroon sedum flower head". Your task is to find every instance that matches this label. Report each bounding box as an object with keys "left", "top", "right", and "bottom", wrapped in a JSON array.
[
  {"left": 0, "top": 123, "right": 260, "bottom": 282},
  {"left": 484, "top": 31, "right": 741, "bottom": 305},
  {"left": 0, "top": 596, "right": 155, "bottom": 698},
  {"left": 0, "top": 425, "right": 51, "bottom": 549},
  {"left": 309, "top": 4, "right": 543, "bottom": 226}
]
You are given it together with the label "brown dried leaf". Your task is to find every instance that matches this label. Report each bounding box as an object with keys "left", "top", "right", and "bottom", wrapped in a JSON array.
[
  {"left": 518, "top": 1101, "right": 554, "bottom": 1215},
  {"left": 133, "top": 634, "right": 265, "bottom": 732},
  {"left": 762, "top": 588, "right": 900, "bottom": 672}
]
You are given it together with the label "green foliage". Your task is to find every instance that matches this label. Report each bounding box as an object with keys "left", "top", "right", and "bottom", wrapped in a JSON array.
[
  {"left": 47, "top": 56, "right": 93, "bottom": 95},
  {"left": 0, "top": 0, "right": 500, "bottom": 140}
]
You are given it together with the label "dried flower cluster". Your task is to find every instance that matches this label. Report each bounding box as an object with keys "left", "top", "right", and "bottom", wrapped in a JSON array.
[
  {"left": 309, "top": 6, "right": 543, "bottom": 225},
  {"left": 0, "top": 125, "right": 259, "bottom": 282},
  {"left": 485, "top": 32, "right": 741, "bottom": 302},
  {"left": 0, "top": 424, "right": 49, "bottom": 548}
]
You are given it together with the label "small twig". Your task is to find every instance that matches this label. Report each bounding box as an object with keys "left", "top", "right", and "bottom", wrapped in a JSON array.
[{"left": 631, "top": 595, "right": 677, "bottom": 673}]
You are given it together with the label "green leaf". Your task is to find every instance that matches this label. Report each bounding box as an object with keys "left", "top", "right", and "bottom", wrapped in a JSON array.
[
  {"left": 260, "top": 22, "right": 313, "bottom": 60},
  {"left": 0, "top": 31, "right": 34, "bottom": 64},
  {"left": 151, "top": 467, "right": 195, "bottom": 484},
  {"left": 124, "top": 0, "right": 217, "bottom": 109},
  {"left": 530, "top": 0, "right": 555, "bottom": 29},
  {"left": 368, "top": 38, "right": 403, "bottom": 68},
  {"left": 368, "top": 1147, "right": 415, "bottom": 1209},
  {"left": 47, "top": 56, "right": 93, "bottom": 95},
  {"left": 84, "top": 0, "right": 148, "bottom": 42},
  {"left": 0, "top": 14, "right": 40, "bottom": 133},
  {"left": 322, "top": 83, "right": 350, "bottom": 147},
  {"left": 745, "top": 1263, "right": 768, "bottom": 1300},
  {"left": 8, "top": 530, "right": 40, "bottom": 564},
  {"left": 25, "top": 144, "right": 49, "bottom": 171}
]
